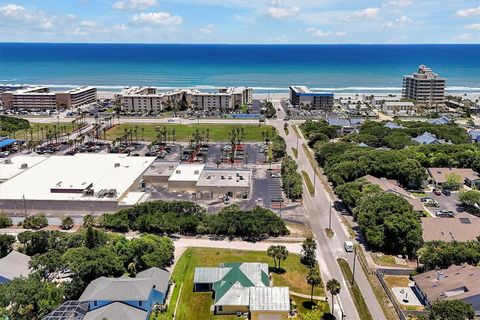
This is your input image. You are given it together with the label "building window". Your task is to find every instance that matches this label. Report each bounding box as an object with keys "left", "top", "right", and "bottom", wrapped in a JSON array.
[
  {"left": 139, "top": 301, "right": 143, "bottom": 307},
  {"left": 93, "top": 301, "right": 97, "bottom": 307},
  {"left": 218, "top": 306, "right": 223, "bottom": 312}
]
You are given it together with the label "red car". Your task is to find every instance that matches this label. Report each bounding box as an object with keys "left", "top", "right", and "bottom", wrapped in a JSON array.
[{"left": 433, "top": 189, "right": 442, "bottom": 196}]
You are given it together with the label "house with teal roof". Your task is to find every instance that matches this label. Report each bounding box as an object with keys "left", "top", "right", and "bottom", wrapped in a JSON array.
[{"left": 193, "top": 262, "right": 290, "bottom": 319}]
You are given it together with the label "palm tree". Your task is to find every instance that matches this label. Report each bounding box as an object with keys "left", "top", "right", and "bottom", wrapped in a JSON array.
[
  {"left": 276, "top": 245, "right": 288, "bottom": 270},
  {"left": 267, "top": 246, "right": 278, "bottom": 269},
  {"left": 306, "top": 268, "right": 322, "bottom": 304},
  {"left": 326, "top": 278, "right": 341, "bottom": 315}
]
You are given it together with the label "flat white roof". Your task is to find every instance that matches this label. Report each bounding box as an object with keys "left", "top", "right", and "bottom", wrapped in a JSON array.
[
  {"left": 0, "top": 154, "right": 155, "bottom": 201},
  {"left": 0, "top": 156, "right": 47, "bottom": 181},
  {"left": 197, "top": 169, "right": 252, "bottom": 188},
  {"left": 168, "top": 164, "right": 205, "bottom": 182}
]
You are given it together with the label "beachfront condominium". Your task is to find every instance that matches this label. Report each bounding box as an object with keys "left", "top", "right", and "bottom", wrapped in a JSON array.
[
  {"left": 118, "top": 86, "right": 253, "bottom": 114},
  {"left": 402, "top": 65, "right": 446, "bottom": 105},
  {"left": 55, "top": 86, "right": 97, "bottom": 109},
  {"left": 1, "top": 87, "right": 56, "bottom": 109},
  {"left": 289, "top": 86, "right": 334, "bottom": 111},
  {"left": 1, "top": 86, "right": 97, "bottom": 110}
]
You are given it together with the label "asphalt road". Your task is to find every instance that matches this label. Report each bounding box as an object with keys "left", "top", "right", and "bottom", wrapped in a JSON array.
[{"left": 271, "top": 100, "right": 386, "bottom": 320}]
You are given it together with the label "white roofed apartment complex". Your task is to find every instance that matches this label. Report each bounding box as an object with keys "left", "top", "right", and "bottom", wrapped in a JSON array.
[
  {"left": 289, "top": 86, "right": 334, "bottom": 111},
  {"left": 1, "top": 86, "right": 97, "bottom": 110},
  {"left": 402, "top": 65, "right": 446, "bottom": 106},
  {"left": 117, "top": 86, "right": 252, "bottom": 114}
]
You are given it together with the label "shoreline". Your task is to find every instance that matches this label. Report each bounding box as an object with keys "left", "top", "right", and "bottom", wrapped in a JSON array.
[{"left": 97, "top": 91, "right": 480, "bottom": 101}]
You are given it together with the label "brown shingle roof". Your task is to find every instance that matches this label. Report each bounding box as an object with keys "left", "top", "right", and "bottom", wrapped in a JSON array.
[
  {"left": 413, "top": 264, "right": 480, "bottom": 303},
  {"left": 427, "top": 168, "right": 479, "bottom": 184},
  {"left": 361, "top": 175, "right": 411, "bottom": 198},
  {"left": 421, "top": 213, "right": 480, "bottom": 242}
]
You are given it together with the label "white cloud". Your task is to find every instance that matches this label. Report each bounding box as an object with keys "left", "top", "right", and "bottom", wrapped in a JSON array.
[
  {"left": 198, "top": 23, "right": 215, "bottom": 34},
  {"left": 387, "top": 0, "right": 413, "bottom": 7},
  {"left": 234, "top": 14, "right": 254, "bottom": 24},
  {"left": 113, "top": 0, "right": 157, "bottom": 10},
  {"left": 132, "top": 11, "right": 183, "bottom": 27},
  {"left": 305, "top": 27, "right": 346, "bottom": 37},
  {"left": 339, "top": 7, "right": 380, "bottom": 21},
  {"left": 264, "top": 1, "right": 300, "bottom": 19},
  {"left": 456, "top": 6, "right": 480, "bottom": 17},
  {"left": 80, "top": 20, "right": 97, "bottom": 28},
  {"left": 114, "top": 24, "right": 128, "bottom": 31},
  {"left": 464, "top": 23, "right": 480, "bottom": 30},
  {"left": 453, "top": 33, "right": 472, "bottom": 40},
  {"left": 384, "top": 15, "right": 412, "bottom": 29},
  {"left": 0, "top": 4, "right": 55, "bottom": 30}
]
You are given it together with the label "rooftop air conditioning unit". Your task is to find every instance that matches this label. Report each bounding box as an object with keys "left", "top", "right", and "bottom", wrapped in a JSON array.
[
  {"left": 4, "top": 159, "right": 12, "bottom": 164},
  {"left": 20, "top": 163, "right": 28, "bottom": 169},
  {"left": 114, "top": 163, "right": 120, "bottom": 168}
]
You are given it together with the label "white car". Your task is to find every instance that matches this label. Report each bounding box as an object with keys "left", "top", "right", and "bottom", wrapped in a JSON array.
[{"left": 344, "top": 241, "right": 354, "bottom": 252}]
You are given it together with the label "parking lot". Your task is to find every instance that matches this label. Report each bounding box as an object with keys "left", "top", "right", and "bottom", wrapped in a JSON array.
[{"left": 422, "top": 190, "right": 462, "bottom": 216}]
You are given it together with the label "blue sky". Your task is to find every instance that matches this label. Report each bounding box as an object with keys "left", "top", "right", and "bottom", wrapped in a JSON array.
[{"left": 0, "top": 0, "right": 479, "bottom": 43}]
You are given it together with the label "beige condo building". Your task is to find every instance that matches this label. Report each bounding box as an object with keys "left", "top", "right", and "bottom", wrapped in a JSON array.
[{"left": 402, "top": 65, "right": 446, "bottom": 105}]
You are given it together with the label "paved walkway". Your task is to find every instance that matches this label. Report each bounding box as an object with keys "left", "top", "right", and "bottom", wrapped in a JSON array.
[{"left": 290, "top": 291, "right": 327, "bottom": 301}]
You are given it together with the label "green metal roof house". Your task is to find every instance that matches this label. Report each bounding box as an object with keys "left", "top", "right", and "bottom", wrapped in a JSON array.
[{"left": 193, "top": 263, "right": 290, "bottom": 319}]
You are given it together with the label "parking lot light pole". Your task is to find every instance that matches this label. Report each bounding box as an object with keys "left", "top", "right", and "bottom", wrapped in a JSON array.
[{"left": 329, "top": 201, "right": 332, "bottom": 230}]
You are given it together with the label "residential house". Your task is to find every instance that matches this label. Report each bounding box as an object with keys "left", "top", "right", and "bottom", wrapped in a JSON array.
[
  {"left": 360, "top": 175, "right": 424, "bottom": 213},
  {"left": 194, "top": 262, "right": 290, "bottom": 319},
  {"left": 0, "top": 250, "right": 31, "bottom": 283},
  {"left": 384, "top": 121, "right": 405, "bottom": 129},
  {"left": 421, "top": 213, "right": 480, "bottom": 242},
  {"left": 426, "top": 116, "right": 451, "bottom": 125},
  {"left": 76, "top": 267, "right": 170, "bottom": 320},
  {"left": 413, "top": 264, "right": 480, "bottom": 316},
  {"left": 412, "top": 132, "right": 450, "bottom": 145},
  {"left": 382, "top": 101, "right": 416, "bottom": 116},
  {"left": 427, "top": 167, "right": 480, "bottom": 189},
  {"left": 468, "top": 130, "right": 480, "bottom": 143}
]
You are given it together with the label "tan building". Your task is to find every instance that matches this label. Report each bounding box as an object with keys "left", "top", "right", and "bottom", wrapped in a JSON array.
[
  {"left": 413, "top": 264, "right": 480, "bottom": 314},
  {"left": 421, "top": 213, "right": 480, "bottom": 242},
  {"left": 382, "top": 101, "right": 416, "bottom": 116},
  {"left": 402, "top": 65, "right": 446, "bottom": 105},
  {"left": 1, "top": 86, "right": 97, "bottom": 110},
  {"left": 196, "top": 169, "right": 252, "bottom": 199},
  {"left": 55, "top": 86, "right": 97, "bottom": 109},
  {"left": 1, "top": 86, "right": 56, "bottom": 109},
  {"left": 427, "top": 167, "right": 480, "bottom": 188},
  {"left": 117, "top": 86, "right": 252, "bottom": 113}
]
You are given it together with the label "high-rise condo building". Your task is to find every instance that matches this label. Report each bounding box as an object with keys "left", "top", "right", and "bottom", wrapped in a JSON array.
[{"left": 402, "top": 65, "right": 446, "bottom": 105}]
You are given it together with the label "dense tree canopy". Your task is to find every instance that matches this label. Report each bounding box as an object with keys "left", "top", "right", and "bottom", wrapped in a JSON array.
[
  {"left": 355, "top": 192, "right": 422, "bottom": 257},
  {"left": 300, "top": 120, "right": 339, "bottom": 147},
  {"left": 428, "top": 300, "right": 474, "bottom": 320},
  {"left": 281, "top": 156, "right": 303, "bottom": 200},
  {"left": 417, "top": 239, "right": 480, "bottom": 271},
  {"left": 102, "top": 201, "right": 289, "bottom": 238}
]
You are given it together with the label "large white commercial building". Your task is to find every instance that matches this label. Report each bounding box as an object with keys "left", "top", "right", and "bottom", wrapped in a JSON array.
[
  {"left": 0, "top": 154, "right": 156, "bottom": 214},
  {"left": 402, "top": 65, "right": 446, "bottom": 105},
  {"left": 1, "top": 85, "right": 97, "bottom": 110},
  {"left": 289, "top": 86, "right": 334, "bottom": 110},
  {"left": 117, "top": 86, "right": 253, "bottom": 114}
]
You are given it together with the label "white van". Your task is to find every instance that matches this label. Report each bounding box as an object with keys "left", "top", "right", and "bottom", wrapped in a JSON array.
[{"left": 344, "top": 241, "right": 354, "bottom": 252}]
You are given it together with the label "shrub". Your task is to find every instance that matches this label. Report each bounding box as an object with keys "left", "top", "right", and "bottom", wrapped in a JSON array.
[
  {"left": 0, "top": 213, "right": 13, "bottom": 228},
  {"left": 22, "top": 215, "right": 48, "bottom": 230},
  {"left": 61, "top": 216, "right": 74, "bottom": 230}
]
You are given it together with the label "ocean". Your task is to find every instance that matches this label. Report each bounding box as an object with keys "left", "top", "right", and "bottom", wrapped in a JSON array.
[{"left": 0, "top": 43, "right": 479, "bottom": 93}]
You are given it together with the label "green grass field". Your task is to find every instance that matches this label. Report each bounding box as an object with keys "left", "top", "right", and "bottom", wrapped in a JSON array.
[
  {"left": 15, "top": 123, "right": 75, "bottom": 140},
  {"left": 105, "top": 124, "right": 276, "bottom": 142},
  {"left": 301, "top": 170, "right": 315, "bottom": 196},
  {"left": 152, "top": 247, "right": 325, "bottom": 320}
]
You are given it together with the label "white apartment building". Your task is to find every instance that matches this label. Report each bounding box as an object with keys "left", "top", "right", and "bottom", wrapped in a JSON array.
[
  {"left": 118, "top": 86, "right": 253, "bottom": 113},
  {"left": 403, "top": 65, "right": 446, "bottom": 105},
  {"left": 383, "top": 101, "right": 416, "bottom": 116}
]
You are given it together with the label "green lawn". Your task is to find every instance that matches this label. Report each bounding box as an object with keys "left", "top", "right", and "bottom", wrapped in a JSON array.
[
  {"left": 291, "top": 296, "right": 330, "bottom": 317},
  {"left": 152, "top": 247, "right": 325, "bottom": 320},
  {"left": 301, "top": 170, "right": 315, "bottom": 196},
  {"left": 337, "top": 258, "right": 373, "bottom": 320},
  {"left": 15, "top": 123, "right": 75, "bottom": 140},
  {"left": 105, "top": 124, "right": 276, "bottom": 142},
  {"left": 292, "top": 147, "right": 298, "bottom": 158}
]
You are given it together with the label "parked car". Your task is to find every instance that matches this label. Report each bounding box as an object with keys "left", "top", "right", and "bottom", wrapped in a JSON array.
[
  {"left": 435, "top": 210, "right": 454, "bottom": 217},
  {"left": 433, "top": 189, "right": 442, "bottom": 196},
  {"left": 270, "top": 172, "right": 281, "bottom": 178},
  {"left": 344, "top": 241, "right": 354, "bottom": 252},
  {"left": 442, "top": 189, "right": 452, "bottom": 196}
]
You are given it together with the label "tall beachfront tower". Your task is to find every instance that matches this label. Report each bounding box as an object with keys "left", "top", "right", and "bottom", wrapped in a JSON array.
[{"left": 402, "top": 65, "right": 446, "bottom": 106}]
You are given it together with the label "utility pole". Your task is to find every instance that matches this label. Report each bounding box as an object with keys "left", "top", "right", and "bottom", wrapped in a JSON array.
[
  {"left": 22, "top": 194, "right": 27, "bottom": 217},
  {"left": 329, "top": 201, "right": 332, "bottom": 230},
  {"left": 352, "top": 245, "right": 357, "bottom": 286}
]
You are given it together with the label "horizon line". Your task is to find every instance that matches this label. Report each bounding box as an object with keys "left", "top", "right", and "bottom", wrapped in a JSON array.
[{"left": 0, "top": 41, "right": 479, "bottom": 46}]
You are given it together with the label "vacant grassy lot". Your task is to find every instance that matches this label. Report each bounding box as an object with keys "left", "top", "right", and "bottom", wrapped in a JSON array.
[
  {"left": 105, "top": 124, "right": 276, "bottom": 142},
  {"left": 15, "top": 123, "right": 75, "bottom": 140},
  {"left": 153, "top": 247, "right": 325, "bottom": 320}
]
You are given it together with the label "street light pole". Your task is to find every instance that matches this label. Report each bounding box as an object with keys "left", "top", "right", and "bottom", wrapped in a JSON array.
[
  {"left": 329, "top": 201, "right": 332, "bottom": 230},
  {"left": 352, "top": 245, "right": 357, "bottom": 286}
]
